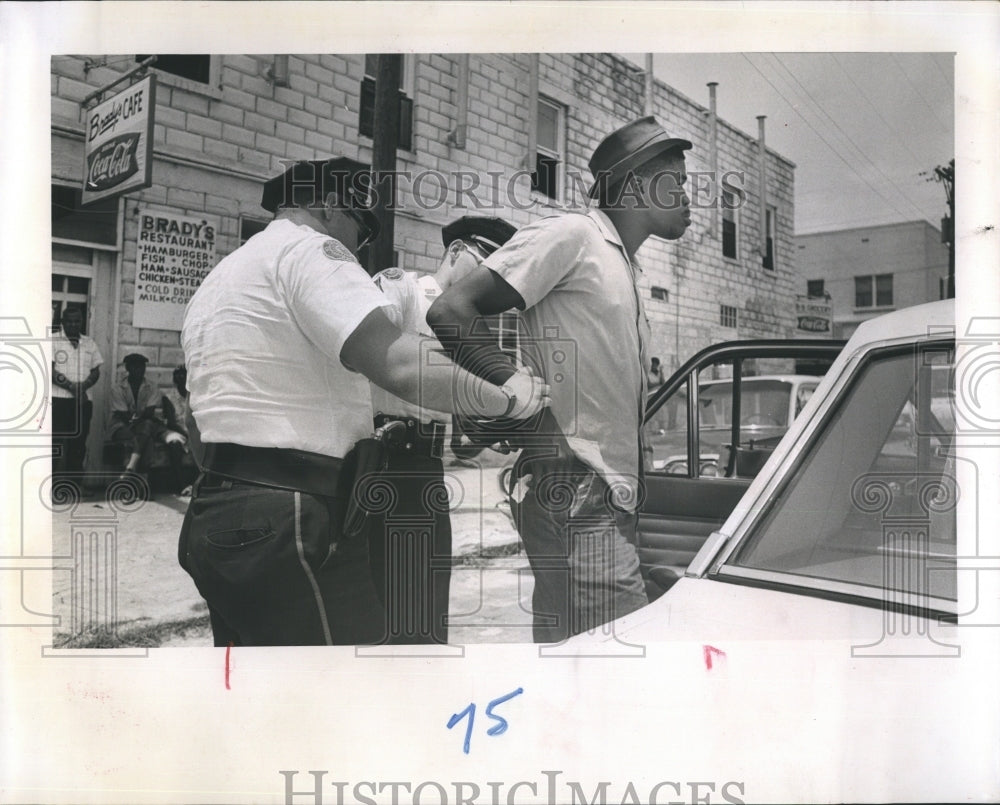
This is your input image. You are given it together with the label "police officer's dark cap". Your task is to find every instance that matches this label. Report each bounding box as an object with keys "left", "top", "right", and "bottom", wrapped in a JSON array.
[
  {"left": 588, "top": 116, "right": 692, "bottom": 199},
  {"left": 261, "top": 157, "right": 381, "bottom": 242},
  {"left": 441, "top": 216, "right": 517, "bottom": 257},
  {"left": 123, "top": 353, "right": 148, "bottom": 367}
]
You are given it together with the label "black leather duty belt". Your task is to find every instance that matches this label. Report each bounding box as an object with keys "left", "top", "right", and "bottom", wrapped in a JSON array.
[
  {"left": 200, "top": 442, "right": 346, "bottom": 498},
  {"left": 373, "top": 414, "right": 445, "bottom": 459}
]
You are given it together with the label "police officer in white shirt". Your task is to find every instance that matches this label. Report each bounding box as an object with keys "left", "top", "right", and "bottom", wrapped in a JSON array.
[
  {"left": 369, "top": 215, "right": 517, "bottom": 644},
  {"left": 178, "top": 159, "right": 548, "bottom": 646}
]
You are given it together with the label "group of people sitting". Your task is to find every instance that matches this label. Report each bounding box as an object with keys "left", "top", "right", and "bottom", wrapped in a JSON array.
[{"left": 51, "top": 311, "right": 196, "bottom": 496}]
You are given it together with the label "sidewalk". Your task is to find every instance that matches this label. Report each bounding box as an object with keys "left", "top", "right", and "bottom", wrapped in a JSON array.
[{"left": 50, "top": 454, "right": 534, "bottom": 646}]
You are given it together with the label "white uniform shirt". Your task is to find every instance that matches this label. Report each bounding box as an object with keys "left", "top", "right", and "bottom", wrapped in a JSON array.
[
  {"left": 482, "top": 209, "right": 651, "bottom": 508},
  {"left": 182, "top": 218, "right": 392, "bottom": 459},
  {"left": 369, "top": 268, "right": 448, "bottom": 422},
  {"left": 51, "top": 332, "right": 103, "bottom": 399}
]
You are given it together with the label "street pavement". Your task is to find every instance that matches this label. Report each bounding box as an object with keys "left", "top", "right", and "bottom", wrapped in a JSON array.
[{"left": 49, "top": 452, "right": 535, "bottom": 646}]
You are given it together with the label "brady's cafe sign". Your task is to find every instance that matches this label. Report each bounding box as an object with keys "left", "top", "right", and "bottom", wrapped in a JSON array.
[{"left": 82, "top": 75, "right": 155, "bottom": 205}]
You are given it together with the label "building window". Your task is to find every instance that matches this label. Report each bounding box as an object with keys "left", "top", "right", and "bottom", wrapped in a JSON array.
[
  {"left": 721, "top": 183, "right": 739, "bottom": 260},
  {"left": 359, "top": 55, "right": 414, "bottom": 151},
  {"left": 855, "top": 274, "right": 893, "bottom": 308},
  {"left": 875, "top": 273, "right": 893, "bottom": 306},
  {"left": 763, "top": 205, "right": 777, "bottom": 271},
  {"left": 720, "top": 304, "right": 738, "bottom": 329},
  {"left": 51, "top": 271, "right": 92, "bottom": 333},
  {"left": 531, "top": 95, "right": 564, "bottom": 201},
  {"left": 239, "top": 217, "right": 269, "bottom": 245},
  {"left": 651, "top": 286, "right": 669, "bottom": 302},
  {"left": 807, "top": 279, "right": 825, "bottom": 299},
  {"left": 52, "top": 184, "right": 118, "bottom": 246},
  {"left": 135, "top": 55, "right": 222, "bottom": 93}
]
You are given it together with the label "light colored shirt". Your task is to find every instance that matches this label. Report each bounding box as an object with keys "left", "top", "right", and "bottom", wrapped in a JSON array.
[
  {"left": 182, "top": 218, "right": 392, "bottom": 459},
  {"left": 369, "top": 268, "right": 448, "bottom": 423},
  {"left": 483, "top": 209, "right": 651, "bottom": 508},
  {"left": 161, "top": 387, "right": 189, "bottom": 434},
  {"left": 108, "top": 376, "right": 158, "bottom": 427},
  {"left": 51, "top": 332, "right": 103, "bottom": 399}
]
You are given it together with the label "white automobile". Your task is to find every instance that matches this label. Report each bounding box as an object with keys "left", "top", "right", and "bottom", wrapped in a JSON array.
[{"left": 567, "top": 300, "right": 995, "bottom": 801}]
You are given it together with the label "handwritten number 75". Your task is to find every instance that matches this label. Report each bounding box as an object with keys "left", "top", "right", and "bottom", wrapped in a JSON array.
[{"left": 447, "top": 687, "right": 524, "bottom": 754}]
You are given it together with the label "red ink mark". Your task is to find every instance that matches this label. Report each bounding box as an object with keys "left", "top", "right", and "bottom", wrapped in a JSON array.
[
  {"left": 225, "top": 641, "right": 233, "bottom": 689},
  {"left": 703, "top": 644, "right": 726, "bottom": 670}
]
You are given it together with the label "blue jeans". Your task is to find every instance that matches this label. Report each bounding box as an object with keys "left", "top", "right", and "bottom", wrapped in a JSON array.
[{"left": 514, "top": 456, "right": 649, "bottom": 643}]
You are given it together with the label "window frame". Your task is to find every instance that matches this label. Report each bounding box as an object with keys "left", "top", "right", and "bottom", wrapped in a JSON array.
[
  {"left": 763, "top": 204, "right": 777, "bottom": 271},
  {"left": 807, "top": 279, "right": 826, "bottom": 299},
  {"left": 359, "top": 54, "right": 416, "bottom": 153},
  {"left": 531, "top": 94, "right": 565, "bottom": 203},
  {"left": 709, "top": 338, "right": 957, "bottom": 617},
  {"left": 137, "top": 54, "right": 222, "bottom": 97},
  {"left": 855, "top": 273, "right": 894, "bottom": 310},
  {"left": 720, "top": 304, "right": 739, "bottom": 329},
  {"left": 721, "top": 182, "right": 740, "bottom": 261}
]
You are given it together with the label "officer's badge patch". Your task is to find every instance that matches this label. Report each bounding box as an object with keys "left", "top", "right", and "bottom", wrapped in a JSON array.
[
  {"left": 379, "top": 267, "right": 404, "bottom": 281},
  {"left": 322, "top": 239, "right": 355, "bottom": 262}
]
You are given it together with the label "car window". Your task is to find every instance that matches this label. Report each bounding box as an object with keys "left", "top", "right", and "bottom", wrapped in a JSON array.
[{"left": 729, "top": 344, "right": 956, "bottom": 605}]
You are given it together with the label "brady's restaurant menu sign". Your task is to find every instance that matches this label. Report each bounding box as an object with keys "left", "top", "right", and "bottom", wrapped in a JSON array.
[{"left": 82, "top": 75, "right": 155, "bottom": 206}]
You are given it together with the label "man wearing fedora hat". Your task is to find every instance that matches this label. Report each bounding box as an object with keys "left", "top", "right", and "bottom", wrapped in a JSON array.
[
  {"left": 428, "top": 116, "right": 692, "bottom": 642},
  {"left": 367, "top": 214, "right": 518, "bottom": 645},
  {"left": 178, "top": 160, "right": 549, "bottom": 646}
]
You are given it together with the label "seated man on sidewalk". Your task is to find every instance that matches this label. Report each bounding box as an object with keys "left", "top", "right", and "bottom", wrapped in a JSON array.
[
  {"left": 160, "top": 365, "right": 198, "bottom": 496},
  {"left": 108, "top": 353, "right": 164, "bottom": 479}
]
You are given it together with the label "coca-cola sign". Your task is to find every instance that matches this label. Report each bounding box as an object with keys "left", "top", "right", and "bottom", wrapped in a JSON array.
[
  {"left": 86, "top": 134, "right": 140, "bottom": 192},
  {"left": 82, "top": 75, "right": 155, "bottom": 205}
]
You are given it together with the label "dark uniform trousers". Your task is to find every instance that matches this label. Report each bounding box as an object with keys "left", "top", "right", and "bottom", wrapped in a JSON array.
[
  {"left": 366, "top": 419, "right": 452, "bottom": 645},
  {"left": 178, "top": 446, "right": 387, "bottom": 646}
]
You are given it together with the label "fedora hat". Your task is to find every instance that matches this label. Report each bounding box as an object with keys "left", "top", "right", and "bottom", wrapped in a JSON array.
[
  {"left": 261, "top": 157, "right": 381, "bottom": 244},
  {"left": 441, "top": 216, "right": 517, "bottom": 256},
  {"left": 588, "top": 116, "right": 692, "bottom": 199}
]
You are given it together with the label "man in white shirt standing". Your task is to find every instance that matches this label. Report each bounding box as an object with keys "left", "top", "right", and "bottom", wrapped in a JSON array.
[
  {"left": 369, "top": 215, "right": 516, "bottom": 644},
  {"left": 51, "top": 307, "right": 102, "bottom": 477},
  {"left": 178, "top": 159, "right": 548, "bottom": 646}
]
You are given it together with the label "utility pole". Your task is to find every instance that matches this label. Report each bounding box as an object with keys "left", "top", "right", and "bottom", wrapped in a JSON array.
[
  {"left": 369, "top": 54, "right": 401, "bottom": 273},
  {"left": 923, "top": 158, "right": 954, "bottom": 299}
]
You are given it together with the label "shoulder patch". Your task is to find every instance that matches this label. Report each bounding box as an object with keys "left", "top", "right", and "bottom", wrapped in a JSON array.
[
  {"left": 322, "top": 239, "right": 355, "bottom": 262},
  {"left": 379, "top": 267, "right": 404, "bottom": 281}
]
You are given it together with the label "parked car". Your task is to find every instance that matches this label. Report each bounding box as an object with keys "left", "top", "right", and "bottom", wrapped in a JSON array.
[
  {"left": 559, "top": 303, "right": 988, "bottom": 803},
  {"left": 576, "top": 303, "right": 964, "bottom": 632},
  {"left": 645, "top": 373, "right": 822, "bottom": 476}
]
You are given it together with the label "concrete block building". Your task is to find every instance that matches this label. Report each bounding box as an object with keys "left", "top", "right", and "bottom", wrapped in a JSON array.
[
  {"left": 794, "top": 220, "right": 949, "bottom": 340},
  {"left": 50, "top": 53, "right": 799, "bottom": 472}
]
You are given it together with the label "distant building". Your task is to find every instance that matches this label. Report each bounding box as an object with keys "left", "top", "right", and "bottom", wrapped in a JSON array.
[
  {"left": 51, "top": 53, "right": 798, "bottom": 473},
  {"left": 794, "top": 220, "right": 949, "bottom": 340}
]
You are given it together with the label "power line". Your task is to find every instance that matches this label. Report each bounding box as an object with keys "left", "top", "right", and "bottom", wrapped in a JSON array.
[
  {"left": 767, "top": 53, "right": 928, "bottom": 223},
  {"left": 889, "top": 54, "right": 952, "bottom": 133},
  {"left": 741, "top": 54, "right": 918, "bottom": 226},
  {"left": 827, "top": 54, "right": 927, "bottom": 168}
]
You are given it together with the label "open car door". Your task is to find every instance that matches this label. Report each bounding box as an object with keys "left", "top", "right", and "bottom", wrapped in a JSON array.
[{"left": 639, "top": 340, "right": 845, "bottom": 599}]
